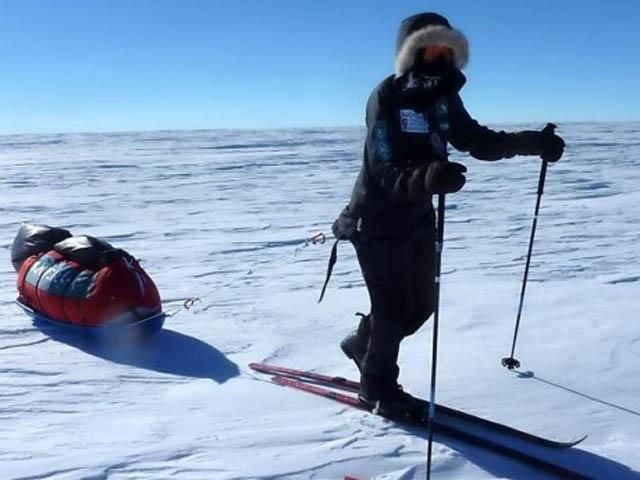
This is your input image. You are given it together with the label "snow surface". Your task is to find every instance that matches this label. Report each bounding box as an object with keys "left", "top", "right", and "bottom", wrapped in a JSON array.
[{"left": 1, "top": 123, "right": 639, "bottom": 479}]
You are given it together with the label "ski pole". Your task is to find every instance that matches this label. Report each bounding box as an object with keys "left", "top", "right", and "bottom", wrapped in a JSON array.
[
  {"left": 426, "top": 192, "right": 446, "bottom": 480},
  {"left": 502, "top": 124, "right": 555, "bottom": 370}
]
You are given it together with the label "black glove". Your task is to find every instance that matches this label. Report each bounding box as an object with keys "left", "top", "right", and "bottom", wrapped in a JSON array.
[
  {"left": 513, "top": 123, "right": 565, "bottom": 162},
  {"left": 332, "top": 206, "right": 359, "bottom": 241},
  {"left": 539, "top": 123, "right": 565, "bottom": 163},
  {"left": 424, "top": 161, "right": 467, "bottom": 195}
]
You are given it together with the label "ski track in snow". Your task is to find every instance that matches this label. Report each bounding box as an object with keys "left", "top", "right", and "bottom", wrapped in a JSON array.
[{"left": 1, "top": 123, "right": 639, "bottom": 479}]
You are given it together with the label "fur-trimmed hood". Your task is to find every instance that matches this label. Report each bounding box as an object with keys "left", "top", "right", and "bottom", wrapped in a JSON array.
[{"left": 395, "top": 12, "right": 469, "bottom": 77}]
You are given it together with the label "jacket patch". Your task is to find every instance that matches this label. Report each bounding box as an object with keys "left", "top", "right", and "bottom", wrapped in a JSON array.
[
  {"left": 399, "top": 110, "right": 429, "bottom": 134},
  {"left": 372, "top": 122, "right": 392, "bottom": 161},
  {"left": 436, "top": 100, "right": 450, "bottom": 132}
]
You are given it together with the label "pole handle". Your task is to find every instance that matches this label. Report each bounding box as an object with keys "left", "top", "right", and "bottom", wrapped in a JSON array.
[{"left": 537, "top": 123, "right": 556, "bottom": 195}]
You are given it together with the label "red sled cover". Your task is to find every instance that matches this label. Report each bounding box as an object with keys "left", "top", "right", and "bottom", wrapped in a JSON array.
[{"left": 15, "top": 229, "right": 161, "bottom": 327}]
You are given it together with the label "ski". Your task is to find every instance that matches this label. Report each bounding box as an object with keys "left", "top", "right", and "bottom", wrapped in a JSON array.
[
  {"left": 250, "top": 362, "right": 360, "bottom": 390},
  {"left": 249, "top": 362, "right": 586, "bottom": 449},
  {"left": 270, "top": 375, "right": 591, "bottom": 480}
]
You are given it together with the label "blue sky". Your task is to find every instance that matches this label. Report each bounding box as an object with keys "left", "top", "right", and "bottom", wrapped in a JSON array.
[{"left": 1, "top": 0, "right": 639, "bottom": 134}]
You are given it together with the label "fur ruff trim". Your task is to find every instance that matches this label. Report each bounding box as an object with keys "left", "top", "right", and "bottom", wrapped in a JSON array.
[{"left": 395, "top": 25, "right": 469, "bottom": 77}]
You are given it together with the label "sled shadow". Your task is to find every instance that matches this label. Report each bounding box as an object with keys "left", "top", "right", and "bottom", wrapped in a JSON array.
[
  {"left": 400, "top": 423, "right": 640, "bottom": 479},
  {"left": 35, "top": 325, "right": 240, "bottom": 383}
]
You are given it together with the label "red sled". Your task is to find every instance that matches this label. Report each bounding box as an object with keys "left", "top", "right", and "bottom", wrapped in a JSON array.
[{"left": 12, "top": 224, "right": 165, "bottom": 340}]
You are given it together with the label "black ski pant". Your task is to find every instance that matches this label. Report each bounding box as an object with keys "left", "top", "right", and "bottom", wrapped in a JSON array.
[{"left": 354, "top": 223, "right": 436, "bottom": 388}]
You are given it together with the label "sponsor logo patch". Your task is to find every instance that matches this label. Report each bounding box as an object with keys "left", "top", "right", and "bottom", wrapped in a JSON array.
[{"left": 399, "top": 110, "right": 429, "bottom": 134}]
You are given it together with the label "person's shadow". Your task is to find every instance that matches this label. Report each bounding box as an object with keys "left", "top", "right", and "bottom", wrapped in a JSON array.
[{"left": 35, "top": 324, "right": 239, "bottom": 383}]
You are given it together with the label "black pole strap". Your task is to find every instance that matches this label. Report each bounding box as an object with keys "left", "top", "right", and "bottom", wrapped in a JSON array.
[{"left": 318, "top": 239, "right": 339, "bottom": 303}]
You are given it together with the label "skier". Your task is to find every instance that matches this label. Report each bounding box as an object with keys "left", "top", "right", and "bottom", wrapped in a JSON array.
[{"left": 332, "top": 12, "right": 565, "bottom": 414}]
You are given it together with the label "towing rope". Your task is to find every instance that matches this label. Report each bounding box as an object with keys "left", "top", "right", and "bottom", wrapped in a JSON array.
[{"left": 167, "top": 231, "right": 328, "bottom": 318}]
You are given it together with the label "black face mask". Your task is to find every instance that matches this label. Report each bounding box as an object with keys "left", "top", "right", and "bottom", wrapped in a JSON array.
[
  {"left": 400, "top": 56, "right": 460, "bottom": 106},
  {"left": 412, "top": 55, "right": 454, "bottom": 77}
]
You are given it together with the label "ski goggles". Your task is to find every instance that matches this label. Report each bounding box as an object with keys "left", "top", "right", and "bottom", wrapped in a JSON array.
[{"left": 422, "top": 45, "right": 454, "bottom": 62}]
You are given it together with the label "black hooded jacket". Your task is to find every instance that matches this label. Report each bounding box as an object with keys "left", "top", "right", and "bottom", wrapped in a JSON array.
[{"left": 333, "top": 13, "right": 545, "bottom": 239}]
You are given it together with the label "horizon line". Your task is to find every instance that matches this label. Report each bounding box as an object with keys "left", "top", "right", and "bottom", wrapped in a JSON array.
[{"left": 2, "top": 119, "right": 639, "bottom": 137}]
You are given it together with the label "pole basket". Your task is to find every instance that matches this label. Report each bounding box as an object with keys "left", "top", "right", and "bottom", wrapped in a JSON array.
[{"left": 501, "top": 357, "right": 521, "bottom": 370}]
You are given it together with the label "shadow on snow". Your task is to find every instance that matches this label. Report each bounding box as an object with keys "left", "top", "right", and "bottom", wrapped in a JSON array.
[
  {"left": 516, "top": 369, "right": 640, "bottom": 418},
  {"left": 400, "top": 422, "right": 640, "bottom": 479},
  {"left": 34, "top": 324, "right": 240, "bottom": 383}
]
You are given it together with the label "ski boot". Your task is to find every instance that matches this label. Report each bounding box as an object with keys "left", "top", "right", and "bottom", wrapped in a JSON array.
[
  {"left": 340, "top": 313, "right": 371, "bottom": 373},
  {"left": 359, "top": 377, "right": 424, "bottom": 421}
]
